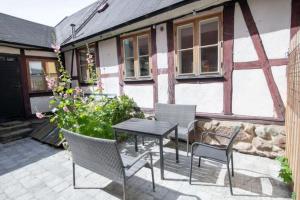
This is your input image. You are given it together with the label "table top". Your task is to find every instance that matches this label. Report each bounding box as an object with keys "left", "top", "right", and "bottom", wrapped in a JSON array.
[{"left": 112, "top": 118, "right": 178, "bottom": 136}]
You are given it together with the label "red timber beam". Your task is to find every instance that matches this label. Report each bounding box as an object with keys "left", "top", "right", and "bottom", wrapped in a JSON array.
[
  {"left": 223, "top": 1, "right": 235, "bottom": 115},
  {"left": 116, "top": 36, "right": 124, "bottom": 95},
  {"left": 290, "top": 0, "right": 300, "bottom": 39},
  {"left": 239, "top": 0, "right": 285, "bottom": 120},
  {"left": 151, "top": 27, "right": 158, "bottom": 107},
  {"left": 167, "top": 21, "right": 175, "bottom": 104},
  {"left": 234, "top": 58, "right": 289, "bottom": 70}
]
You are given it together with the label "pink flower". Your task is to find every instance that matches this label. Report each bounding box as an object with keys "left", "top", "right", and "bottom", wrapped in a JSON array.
[
  {"left": 51, "top": 43, "right": 61, "bottom": 53},
  {"left": 75, "top": 87, "right": 82, "bottom": 94},
  {"left": 46, "top": 76, "right": 56, "bottom": 90},
  {"left": 36, "top": 112, "right": 45, "bottom": 119},
  {"left": 63, "top": 94, "right": 68, "bottom": 99},
  {"left": 63, "top": 106, "right": 69, "bottom": 112}
]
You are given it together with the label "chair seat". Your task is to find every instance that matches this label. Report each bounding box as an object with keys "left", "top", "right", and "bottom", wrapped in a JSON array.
[
  {"left": 169, "top": 126, "right": 189, "bottom": 141},
  {"left": 193, "top": 144, "right": 228, "bottom": 163},
  {"left": 121, "top": 155, "right": 149, "bottom": 178}
]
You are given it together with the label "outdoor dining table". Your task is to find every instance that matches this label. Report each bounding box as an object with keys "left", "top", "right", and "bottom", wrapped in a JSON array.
[{"left": 112, "top": 118, "right": 179, "bottom": 180}]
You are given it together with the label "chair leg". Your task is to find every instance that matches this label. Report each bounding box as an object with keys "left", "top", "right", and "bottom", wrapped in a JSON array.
[
  {"left": 142, "top": 137, "right": 145, "bottom": 145},
  {"left": 186, "top": 139, "right": 189, "bottom": 157},
  {"left": 123, "top": 179, "right": 127, "bottom": 200},
  {"left": 150, "top": 154, "right": 155, "bottom": 192},
  {"left": 231, "top": 153, "right": 234, "bottom": 177},
  {"left": 189, "top": 153, "right": 193, "bottom": 184},
  {"left": 72, "top": 162, "right": 76, "bottom": 188},
  {"left": 198, "top": 157, "right": 201, "bottom": 167},
  {"left": 227, "top": 162, "right": 233, "bottom": 195}
]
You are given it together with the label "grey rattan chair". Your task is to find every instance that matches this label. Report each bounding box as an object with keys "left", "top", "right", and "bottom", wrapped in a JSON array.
[
  {"left": 62, "top": 129, "right": 155, "bottom": 200},
  {"left": 189, "top": 126, "right": 241, "bottom": 195},
  {"left": 146, "top": 103, "right": 197, "bottom": 156}
]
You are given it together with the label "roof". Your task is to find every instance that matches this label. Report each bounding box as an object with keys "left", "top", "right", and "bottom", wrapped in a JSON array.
[
  {"left": 55, "top": 0, "right": 191, "bottom": 45},
  {"left": 0, "top": 13, "right": 54, "bottom": 48}
]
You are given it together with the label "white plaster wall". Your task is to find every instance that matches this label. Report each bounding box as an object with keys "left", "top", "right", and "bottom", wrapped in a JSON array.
[
  {"left": 101, "top": 77, "right": 119, "bottom": 96},
  {"left": 99, "top": 38, "right": 120, "bottom": 96},
  {"left": 232, "top": 69, "right": 274, "bottom": 117},
  {"left": 64, "top": 50, "right": 77, "bottom": 77},
  {"left": 156, "top": 23, "right": 168, "bottom": 69},
  {"left": 157, "top": 74, "right": 168, "bottom": 104},
  {"left": 25, "top": 50, "right": 56, "bottom": 57},
  {"left": 248, "top": 0, "right": 291, "bottom": 59},
  {"left": 124, "top": 85, "right": 153, "bottom": 108},
  {"left": 30, "top": 96, "right": 52, "bottom": 114},
  {"left": 175, "top": 83, "right": 223, "bottom": 113},
  {"left": 272, "top": 65, "right": 287, "bottom": 105},
  {"left": 0, "top": 46, "right": 20, "bottom": 54},
  {"left": 233, "top": 3, "right": 258, "bottom": 62}
]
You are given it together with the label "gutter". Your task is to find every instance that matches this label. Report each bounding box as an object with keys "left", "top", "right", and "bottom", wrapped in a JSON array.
[{"left": 0, "top": 40, "right": 53, "bottom": 51}]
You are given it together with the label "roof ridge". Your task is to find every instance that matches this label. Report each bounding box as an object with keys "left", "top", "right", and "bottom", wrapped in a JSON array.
[{"left": 0, "top": 12, "right": 54, "bottom": 28}]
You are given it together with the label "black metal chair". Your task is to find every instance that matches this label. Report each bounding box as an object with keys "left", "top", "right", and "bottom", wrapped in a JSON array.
[{"left": 189, "top": 126, "right": 241, "bottom": 195}]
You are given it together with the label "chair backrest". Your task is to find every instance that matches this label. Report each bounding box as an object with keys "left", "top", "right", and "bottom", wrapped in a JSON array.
[
  {"left": 155, "top": 103, "right": 196, "bottom": 127},
  {"left": 227, "top": 126, "right": 241, "bottom": 151},
  {"left": 62, "top": 129, "right": 124, "bottom": 184}
]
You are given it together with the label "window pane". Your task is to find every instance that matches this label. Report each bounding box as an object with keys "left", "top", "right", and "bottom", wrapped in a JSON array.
[
  {"left": 179, "top": 49, "right": 193, "bottom": 74},
  {"left": 125, "top": 58, "right": 134, "bottom": 77},
  {"left": 201, "top": 20, "right": 218, "bottom": 46},
  {"left": 123, "top": 39, "right": 134, "bottom": 58},
  {"left": 138, "top": 36, "right": 148, "bottom": 56},
  {"left": 29, "top": 61, "right": 46, "bottom": 91},
  {"left": 178, "top": 26, "right": 193, "bottom": 49},
  {"left": 139, "top": 56, "right": 149, "bottom": 76},
  {"left": 201, "top": 46, "right": 218, "bottom": 73}
]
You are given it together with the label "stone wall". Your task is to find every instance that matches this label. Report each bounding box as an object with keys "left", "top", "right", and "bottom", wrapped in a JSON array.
[{"left": 195, "top": 120, "right": 285, "bottom": 158}]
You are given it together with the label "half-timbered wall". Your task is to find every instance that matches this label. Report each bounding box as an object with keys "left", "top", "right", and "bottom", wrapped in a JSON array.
[{"left": 63, "top": 0, "right": 293, "bottom": 123}]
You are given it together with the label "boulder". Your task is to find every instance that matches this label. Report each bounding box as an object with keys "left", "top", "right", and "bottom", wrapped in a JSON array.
[
  {"left": 243, "top": 124, "right": 256, "bottom": 136},
  {"left": 233, "top": 142, "right": 252, "bottom": 151},
  {"left": 236, "top": 130, "right": 254, "bottom": 143},
  {"left": 252, "top": 137, "right": 273, "bottom": 151},
  {"left": 273, "top": 135, "right": 286, "bottom": 149},
  {"left": 255, "top": 126, "right": 271, "bottom": 140},
  {"left": 265, "top": 125, "right": 282, "bottom": 137}
]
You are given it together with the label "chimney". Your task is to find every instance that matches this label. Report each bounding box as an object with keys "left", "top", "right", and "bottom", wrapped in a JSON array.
[{"left": 70, "top": 24, "right": 76, "bottom": 39}]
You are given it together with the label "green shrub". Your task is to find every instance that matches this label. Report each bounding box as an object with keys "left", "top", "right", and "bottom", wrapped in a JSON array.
[{"left": 276, "top": 156, "right": 293, "bottom": 184}]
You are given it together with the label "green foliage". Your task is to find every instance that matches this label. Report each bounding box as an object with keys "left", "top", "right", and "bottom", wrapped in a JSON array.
[
  {"left": 43, "top": 43, "right": 144, "bottom": 140},
  {"left": 292, "top": 192, "right": 296, "bottom": 200},
  {"left": 276, "top": 156, "right": 293, "bottom": 185}
]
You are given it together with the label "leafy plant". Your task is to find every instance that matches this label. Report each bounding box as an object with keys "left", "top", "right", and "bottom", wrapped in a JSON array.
[
  {"left": 36, "top": 43, "right": 144, "bottom": 140},
  {"left": 276, "top": 156, "right": 293, "bottom": 184},
  {"left": 292, "top": 192, "right": 296, "bottom": 200}
]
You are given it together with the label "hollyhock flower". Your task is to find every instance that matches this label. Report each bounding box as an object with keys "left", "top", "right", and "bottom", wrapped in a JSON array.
[
  {"left": 63, "top": 106, "right": 69, "bottom": 112},
  {"left": 46, "top": 76, "right": 56, "bottom": 90},
  {"left": 75, "top": 86, "right": 82, "bottom": 94},
  {"left": 36, "top": 112, "right": 45, "bottom": 119},
  {"left": 51, "top": 43, "right": 61, "bottom": 53},
  {"left": 96, "top": 80, "right": 103, "bottom": 91},
  {"left": 63, "top": 94, "right": 68, "bottom": 99}
]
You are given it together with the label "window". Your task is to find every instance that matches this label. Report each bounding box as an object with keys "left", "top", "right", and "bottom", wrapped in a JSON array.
[
  {"left": 122, "top": 33, "right": 151, "bottom": 79},
  {"left": 175, "top": 15, "right": 222, "bottom": 76},
  {"left": 77, "top": 44, "right": 97, "bottom": 83},
  {"left": 27, "top": 59, "right": 58, "bottom": 92}
]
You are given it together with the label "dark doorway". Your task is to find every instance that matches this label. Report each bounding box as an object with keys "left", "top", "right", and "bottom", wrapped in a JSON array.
[{"left": 0, "top": 54, "right": 24, "bottom": 120}]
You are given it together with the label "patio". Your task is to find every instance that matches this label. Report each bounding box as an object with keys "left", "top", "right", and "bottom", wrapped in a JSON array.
[{"left": 0, "top": 138, "right": 291, "bottom": 200}]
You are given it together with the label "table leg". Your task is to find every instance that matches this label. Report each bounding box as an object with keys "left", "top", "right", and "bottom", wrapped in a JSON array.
[
  {"left": 159, "top": 137, "right": 164, "bottom": 180},
  {"left": 134, "top": 135, "right": 138, "bottom": 152},
  {"left": 175, "top": 126, "right": 179, "bottom": 163}
]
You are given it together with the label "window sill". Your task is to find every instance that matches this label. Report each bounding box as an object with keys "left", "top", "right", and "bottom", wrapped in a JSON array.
[
  {"left": 176, "top": 74, "right": 224, "bottom": 83},
  {"left": 29, "top": 91, "right": 53, "bottom": 97},
  {"left": 124, "top": 77, "right": 154, "bottom": 84}
]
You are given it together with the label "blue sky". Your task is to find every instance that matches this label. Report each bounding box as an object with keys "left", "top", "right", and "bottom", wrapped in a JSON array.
[{"left": 0, "top": 0, "right": 96, "bottom": 26}]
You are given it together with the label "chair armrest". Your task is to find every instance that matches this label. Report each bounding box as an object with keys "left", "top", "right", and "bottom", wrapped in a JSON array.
[
  {"left": 191, "top": 142, "right": 227, "bottom": 151},
  {"left": 187, "top": 120, "right": 199, "bottom": 133},
  {"left": 123, "top": 151, "right": 152, "bottom": 169},
  {"left": 147, "top": 116, "right": 156, "bottom": 120}
]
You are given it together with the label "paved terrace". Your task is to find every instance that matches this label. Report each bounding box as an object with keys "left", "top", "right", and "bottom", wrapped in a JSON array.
[{"left": 0, "top": 138, "right": 291, "bottom": 200}]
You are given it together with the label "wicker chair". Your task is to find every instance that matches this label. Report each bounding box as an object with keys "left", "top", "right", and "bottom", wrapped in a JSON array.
[
  {"left": 189, "top": 126, "right": 241, "bottom": 195},
  {"left": 62, "top": 129, "right": 155, "bottom": 200},
  {"left": 146, "top": 103, "right": 197, "bottom": 156}
]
